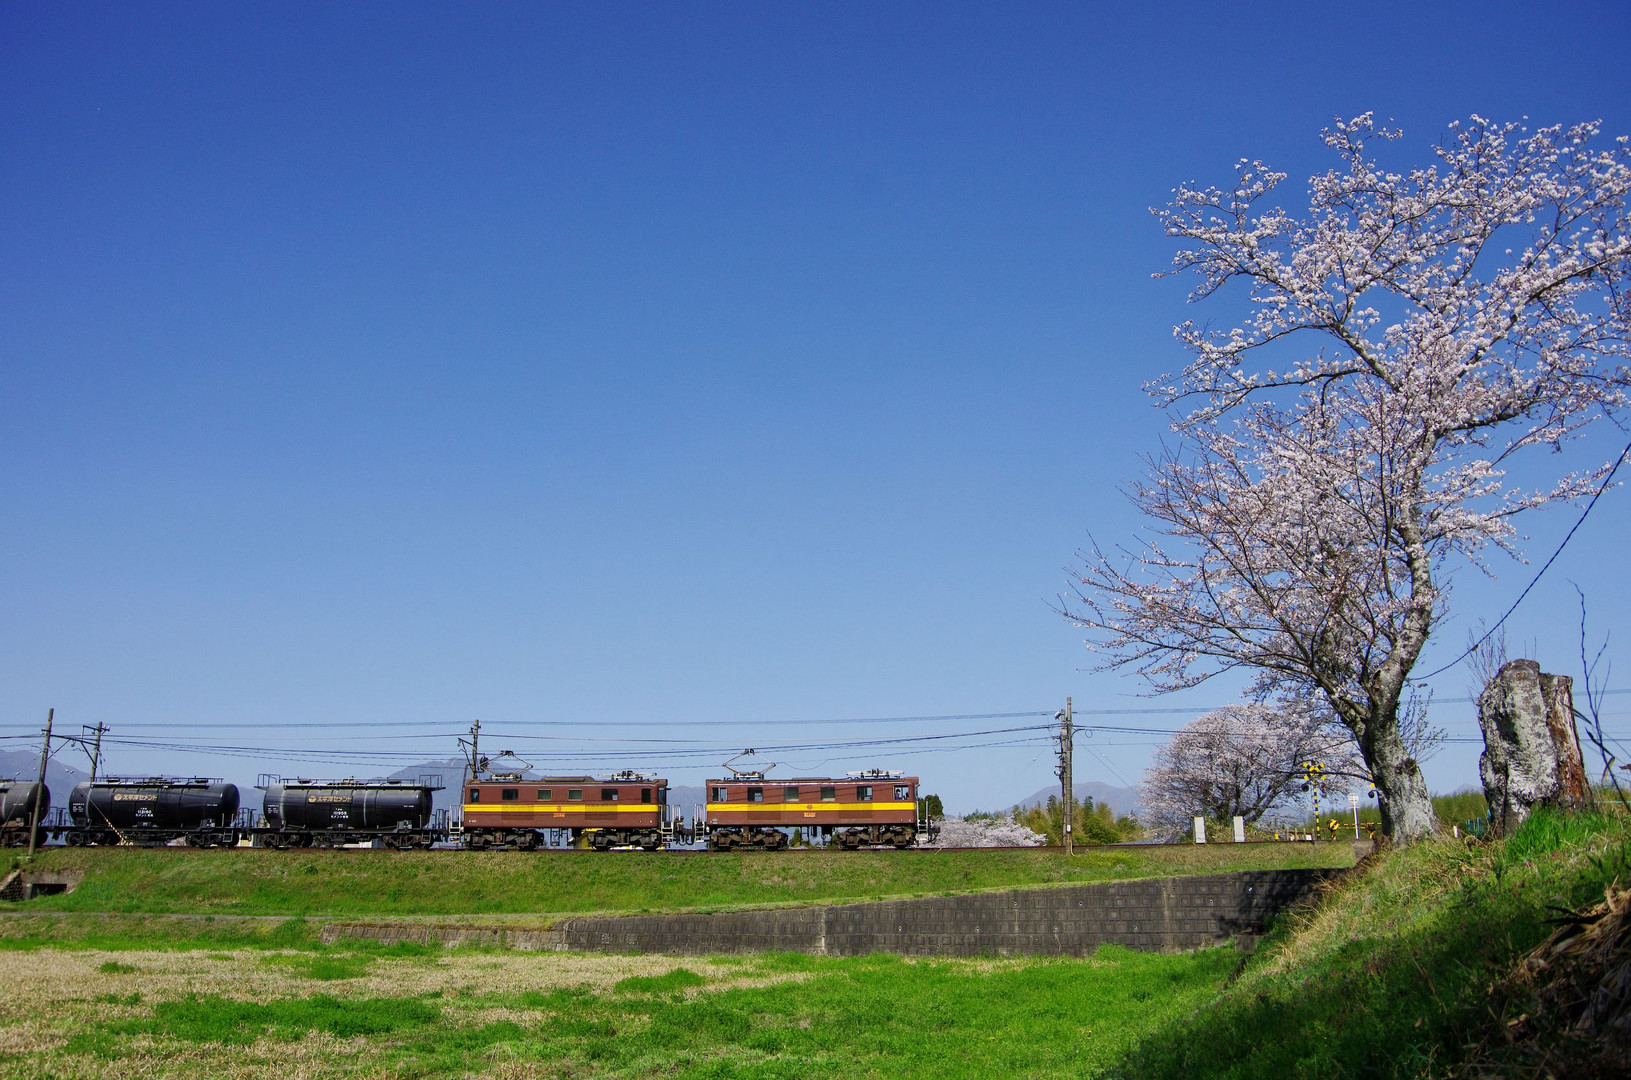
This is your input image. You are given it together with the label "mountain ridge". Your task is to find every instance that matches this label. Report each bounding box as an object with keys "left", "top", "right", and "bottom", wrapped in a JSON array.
[{"left": 1008, "top": 780, "right": 1142, "bottom": 818}]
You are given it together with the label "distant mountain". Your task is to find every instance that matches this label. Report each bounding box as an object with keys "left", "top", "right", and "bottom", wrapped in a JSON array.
[
  {"left": 387, "top": 759, "right": 466, "bottom": 816},
  {"left": 0, "top": 748, "right": 90, "bottom": 801},
  {"left": 1010, "top": 780, "right": 1143, "bottom": 819}
]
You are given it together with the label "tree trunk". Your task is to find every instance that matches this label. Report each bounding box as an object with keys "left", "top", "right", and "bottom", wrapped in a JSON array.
[
  {"left": 1541, "top": 672, "right": 1591, "bottom": 808},
  {"left": 1349, "top": 512, "right": 1437, "bottom": 844},
  {"left": 1478, "top": 659, "right": 1592, "bottom": 835},
  {"left": 1360, "top": 712, "right": 1437, "bottom": 843}
]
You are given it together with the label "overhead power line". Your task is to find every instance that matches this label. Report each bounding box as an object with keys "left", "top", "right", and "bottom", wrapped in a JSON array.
[{"left": 1415, "top": 438, "right": 1631, "bottom": 681}]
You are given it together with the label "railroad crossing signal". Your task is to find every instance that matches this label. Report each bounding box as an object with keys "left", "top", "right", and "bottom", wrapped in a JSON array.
[{"left": 1299, "top": 760, "right": 1326, "bottom": 839}]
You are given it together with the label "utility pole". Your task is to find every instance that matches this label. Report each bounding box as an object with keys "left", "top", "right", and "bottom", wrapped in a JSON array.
[
  {"left": 83, "top": 722, "right": 110, "bottom": 781},
  {"left": 1056, "top": 697, "right": 1074, "bottom": 855},
  {"left": 453, "top": 719, "right": 481, "bottom": 837},
  {"left": 460, "top": 719, "right": 482, "bottom": 785},
  {"left": 26, "top": 708, "right": 53, "bottom": 858}
]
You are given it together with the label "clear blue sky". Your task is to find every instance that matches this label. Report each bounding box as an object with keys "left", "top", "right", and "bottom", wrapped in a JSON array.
[{"left": 4, "top": 1, "right": 1630, "bottom": 813}]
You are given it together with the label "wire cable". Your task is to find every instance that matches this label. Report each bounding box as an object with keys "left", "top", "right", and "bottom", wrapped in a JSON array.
[{"left": 1414, "top": 438, "right": 1631, "bottom": 681}]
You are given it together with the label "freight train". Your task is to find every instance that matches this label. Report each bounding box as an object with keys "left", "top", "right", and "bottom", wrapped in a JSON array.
[
  {"left": 1, "top": 764, "right": 934, "bottom": 851},
  {"left": 257, "top": 777, "right": 442, "bottom": 850},
  {"left": 0, "top": 780, "right": 47, "bottom": 848},
  {"left": 64, "top": 777, "right": 241, "bottom": 848},
  {"left": 0, "top": 775, "right": 443, "bottom": 850}
]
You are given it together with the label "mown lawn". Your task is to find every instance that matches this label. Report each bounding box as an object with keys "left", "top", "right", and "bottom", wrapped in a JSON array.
[
  {"left": 0, "top": 944, "right": 1239, "bottom": 1079},
  {"left": 11, "top": 842, "right": 1358, "bottom": 917}
]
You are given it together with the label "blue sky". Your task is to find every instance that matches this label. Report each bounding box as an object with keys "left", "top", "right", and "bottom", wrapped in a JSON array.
[{"left": 4, "top": 1, "right": 1631, "bottom": 814}]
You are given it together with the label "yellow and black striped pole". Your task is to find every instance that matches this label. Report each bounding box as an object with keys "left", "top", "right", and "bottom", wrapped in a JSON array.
[{"left": 1299, "top": 760, "right": 1326, "bottom": 840}]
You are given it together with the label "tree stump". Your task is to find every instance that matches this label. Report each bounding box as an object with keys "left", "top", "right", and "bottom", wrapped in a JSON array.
[{"left": 1478, "top": 659, "right": 1591, "bottom": 836}]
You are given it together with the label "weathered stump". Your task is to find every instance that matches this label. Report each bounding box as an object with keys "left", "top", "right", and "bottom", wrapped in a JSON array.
[{"left": 1478, "top": 659, "right": 1591, "bottom": 836}]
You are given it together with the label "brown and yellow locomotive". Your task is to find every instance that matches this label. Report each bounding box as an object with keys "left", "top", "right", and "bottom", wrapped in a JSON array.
[
  {"left": 704, "top": 769, "right": 920, "bottom": 850},
  {"left": 460, "top": 770, "right": 677, "bottom": 850}
]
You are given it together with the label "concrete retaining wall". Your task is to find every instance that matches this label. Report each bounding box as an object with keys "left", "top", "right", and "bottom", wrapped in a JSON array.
[
  {"left": 324, "top": 867, "right": 1340, "bottom": 956},
  {"left": 0, "top": 868, "right": 83, "bottom": 902}
]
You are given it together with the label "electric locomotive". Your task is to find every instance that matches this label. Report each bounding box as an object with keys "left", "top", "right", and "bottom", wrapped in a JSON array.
[
  {"left": 704, "top": 766, "right": 922, "bottom": 850},
  {"left": 460, "top": 770, "right": 678, "bottom": 850}
]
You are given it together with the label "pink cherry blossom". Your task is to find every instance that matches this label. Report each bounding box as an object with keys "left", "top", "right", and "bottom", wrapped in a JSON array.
[{"left": 1067, "top": 116, "right": 1631, "bottom": 843}]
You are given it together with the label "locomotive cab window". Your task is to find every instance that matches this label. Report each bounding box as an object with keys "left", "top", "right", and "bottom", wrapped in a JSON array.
[
  {"left": 857, "top": 786, "right": 873, "bottom": 801},
  {"left": 568, "top": 789, "right": 583, "bottom": 801},
  {"left": 657, "top": 788, "right": 667, "bottom": 805},
  {"left": 601, "top": 788, "right": 618, "bottom": 802},
  {"left": 641, "top": 788, "right": 652, "bottom": 804},
  {"left": 536, "top": 789, "right": 551, "bottom": 800},
  {"left": 895, "top": 785, "right": 911, "bottom": 801},
  {"left": 747, "top": 787, "right": 764, "bottom": 803},
  {"left": 501, "top": 788, "right": 519, "bottom": 801},
  {"left": 783, "top": 786, "right": 800, "bottom": 802},
  {"left": 711, "top": 787, "right": 727, "bottom": 802},
  {"left": 468, "top": 788, "right": 480, "bottom": 802},
  {"left": 820, "top": 786, "right": 836, "bottom": 802}
]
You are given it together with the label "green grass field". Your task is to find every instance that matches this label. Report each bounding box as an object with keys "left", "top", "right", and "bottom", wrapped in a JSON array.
[
  {"left": 1, "top": 816, "right": 1618, "bottom": 1078},
  {"left": 12, "top": 842, "right": 1358, "bottom": 917},
  {"left": 0, "top": 941, "right": 1241, "bottom": 1078}
]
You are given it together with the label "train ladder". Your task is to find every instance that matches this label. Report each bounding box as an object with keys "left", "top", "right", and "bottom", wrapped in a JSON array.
[{"left": 86, "top": 804, "right": 133, "bottom": 847}]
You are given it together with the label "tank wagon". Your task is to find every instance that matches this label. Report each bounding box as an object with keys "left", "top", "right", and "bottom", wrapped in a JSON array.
[
  {"left": 1, "top": 742, "right": 935, "bottom": 855},
  {"left": 704, "top": 769, "right": 922, "bottom": 850},
  {"left": 0, "top": 780, "right": 48, "bottom": 847},
  {"left": 65, "top": 777, "right": 240, "bottom": 847},
  {"left": 256, "top": 777, "right": 445, "bottom": 849},
  {"left": 460, "top": 771, "right": 679, "bottom": 850}
]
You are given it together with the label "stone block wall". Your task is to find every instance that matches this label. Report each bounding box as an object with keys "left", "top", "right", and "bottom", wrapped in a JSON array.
[
  {"left": 318, "top": 868, "right": 1345, "bottom": 955},
  {"left": 550, "top": 869, "right": 1337, "bottom": 956}
]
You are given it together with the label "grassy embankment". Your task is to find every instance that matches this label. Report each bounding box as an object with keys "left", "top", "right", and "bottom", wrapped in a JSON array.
[
  {"left": 0, "top": 812, "right": 1620, "bottom": 1077},
  {"left": 11, "top": 841, "right": 1357, "bottom": 918},
  {"left": 1107, "top": 804, "right": 1629, "bottom": 1078}
]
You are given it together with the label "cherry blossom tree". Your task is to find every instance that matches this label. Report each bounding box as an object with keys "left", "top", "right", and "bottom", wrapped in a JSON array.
[
  {"left": 1068, "top": 115, "right": 1631, "bottom": 843},
  {"left": 1138, "top": 703, "right": 1357, "bottom": 830},
  {"left": 927, "top": 815, "right": 1045, "bottom": 847}
]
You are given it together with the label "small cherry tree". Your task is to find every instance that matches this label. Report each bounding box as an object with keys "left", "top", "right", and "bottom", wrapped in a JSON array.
[
  {"left": 1138, "top": 703, "right": 1357, "bottom": 831},
  {"left": 1068, "top": 115, "right": 1631, "bottom": 842}
]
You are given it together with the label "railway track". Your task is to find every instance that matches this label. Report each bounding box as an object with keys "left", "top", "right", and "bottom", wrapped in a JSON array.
[{"left": 19, "top": 838, "right": 1350, "bottom": 855}]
